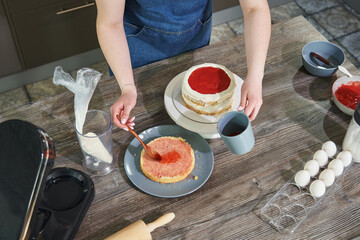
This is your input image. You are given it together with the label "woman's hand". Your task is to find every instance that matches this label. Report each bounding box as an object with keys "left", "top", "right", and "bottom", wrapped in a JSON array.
[
  {"left": 238, "top": 76, "right": 263, "bottom": 121},
  {"left": 111, "top": 86, "right": 137, "bottom": 130},
  {"left": 238, "top": 0, "right": 270, "bottom": 120}
]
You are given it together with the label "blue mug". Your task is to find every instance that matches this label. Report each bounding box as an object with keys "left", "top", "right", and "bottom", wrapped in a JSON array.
[{"left": 217, "top": 111, "right": 255, "bottom": 155}]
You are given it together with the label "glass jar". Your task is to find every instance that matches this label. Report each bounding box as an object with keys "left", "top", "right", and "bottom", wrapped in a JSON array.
[{"left": 342, "top": 102, "right": 360, "bottom": 162}]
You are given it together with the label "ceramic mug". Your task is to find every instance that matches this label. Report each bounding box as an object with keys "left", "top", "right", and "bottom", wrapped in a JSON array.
[{"left": 217, "top": 111, "right": 255, "bottom": 155}]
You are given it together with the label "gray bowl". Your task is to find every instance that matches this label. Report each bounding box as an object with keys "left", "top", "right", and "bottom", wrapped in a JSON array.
[{"left": 302, "top": 41, "right": 345, "bottom": 77}]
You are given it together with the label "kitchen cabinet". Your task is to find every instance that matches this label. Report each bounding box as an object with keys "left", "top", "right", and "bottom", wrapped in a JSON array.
[
  {"left": 213, "top": 0, "right": 239, "bottom": 12},
  {"left": 6, "top": 0, "right": 66, "bottom": 14},
  {"left": 0, "top": 1, "right": 22, "bottom": 78},
  {"left": 2, "top": 0, "right": 99, "bottom": 70}
]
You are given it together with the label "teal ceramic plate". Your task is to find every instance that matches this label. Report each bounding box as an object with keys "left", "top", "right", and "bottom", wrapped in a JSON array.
[{"left": 124, "top": 125, "right": 214, "bottom": 198}]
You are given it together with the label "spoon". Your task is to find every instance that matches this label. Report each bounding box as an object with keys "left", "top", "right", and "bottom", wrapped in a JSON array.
[
  {"left": 116, "top": 115, "right": 162, "bottom": 161},
  {"left": 310, "top": 52, "right": 353, "bottom": 78}
]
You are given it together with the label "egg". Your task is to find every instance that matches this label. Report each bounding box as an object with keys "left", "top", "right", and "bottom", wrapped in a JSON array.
[
  {"left": 294, "top": 170, "right": 311, "bottom": 187},
  {"left": 328, "top": 159, "right": 344, "bottom": 176},
  {"left": 319, "top": 169, "right": 335, "bottom": 187},
  {"left": 322, "top": 141, "right": 337, "bottom": 157},
  {"left": 337, "top": 151, "right": 352, "bottom": 167},
  {"left": 304, "top": 160, "right": 320, "bottom": 177},
  {"left": 313, "top": 150, "right": 328, "bottom": 167},
  {"left": 309, "top": 180, "right": 326, "bottom": 198}
]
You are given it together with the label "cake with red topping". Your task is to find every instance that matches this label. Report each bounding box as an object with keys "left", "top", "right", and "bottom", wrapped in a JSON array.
[
  {"left": 140, "top": 136, "right": 195, "bottom": 183},
  {"left": 182, "top": 63, "right": 236, "bottom": 115}
]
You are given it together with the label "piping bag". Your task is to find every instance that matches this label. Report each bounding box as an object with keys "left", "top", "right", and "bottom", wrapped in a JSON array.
[
  {"left": 52, "top": 66, "right": 112, "bottom": 164},
  {"left": 105, "top": 213, "right": 175, "bottom": 240},
  {"left": 53, "top": 66, "right": 101, "bottom": 134}
]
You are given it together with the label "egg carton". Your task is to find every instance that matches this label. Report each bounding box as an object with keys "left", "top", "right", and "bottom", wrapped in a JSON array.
[{"left": 260, "top": 157, "right": 352, "bottom": 236}]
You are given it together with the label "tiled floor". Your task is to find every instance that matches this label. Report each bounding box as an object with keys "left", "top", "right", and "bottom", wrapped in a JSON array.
[{"left": 1, "top": 0, "right": 360, "bottom": 113}]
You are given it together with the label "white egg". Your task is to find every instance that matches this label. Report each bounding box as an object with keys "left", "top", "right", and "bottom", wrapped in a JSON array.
[
  {"left": 337, "top": 151, "right": 352, "bottom": 167},
  {"left": 328, "top": 159, "right": 344, "bottom": 177},
  {"left": 304, "top": 160, "right": 320, "bottom": 177},
  {"left": 319, "top": 169, "right": 335, "bottom": 187},
  {"left": 309, "top": 180, "right": 326, "bottom": 198},
  {"left": 313, "top": 150, "right": 328, "bottom": 167},
  {"left": 322, "top": 141, "right": 337, "bottom": 157},
  {"left": 294, "top": 170, "right": 311, "bottom": 187}
]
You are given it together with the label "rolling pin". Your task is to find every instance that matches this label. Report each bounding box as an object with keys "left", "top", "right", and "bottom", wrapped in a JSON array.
[{"left": 104, "top": 213, "right": 175, "bottom": 240}]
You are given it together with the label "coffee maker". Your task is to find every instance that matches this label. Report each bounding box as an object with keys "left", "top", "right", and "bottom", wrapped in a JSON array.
[{"left": 0, "top": 119, "right": 94, "bottom": 240}]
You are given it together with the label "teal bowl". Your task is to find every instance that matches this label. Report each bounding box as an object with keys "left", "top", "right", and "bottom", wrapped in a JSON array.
[{"left": 302, "top": 41, "right": 345, "bottom": 77}]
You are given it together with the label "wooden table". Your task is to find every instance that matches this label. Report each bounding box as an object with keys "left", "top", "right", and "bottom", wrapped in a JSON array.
[{"left": 2, "top": 16, "right": 360, "bottom": 239}]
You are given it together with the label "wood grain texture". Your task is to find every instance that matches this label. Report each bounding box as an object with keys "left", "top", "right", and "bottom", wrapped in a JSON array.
[{"left": 1, "top": 16, "right": 360, "bottom": 239}]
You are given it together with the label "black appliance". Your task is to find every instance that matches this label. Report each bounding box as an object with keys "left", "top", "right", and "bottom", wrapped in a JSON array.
[{"left": 0, "top": 120, "right": 94, "bottom": 240}]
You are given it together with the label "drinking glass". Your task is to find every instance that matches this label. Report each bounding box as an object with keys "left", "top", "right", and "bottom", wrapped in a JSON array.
[{"left": 75, "top": 110, "right": 115, "bottom": 175}]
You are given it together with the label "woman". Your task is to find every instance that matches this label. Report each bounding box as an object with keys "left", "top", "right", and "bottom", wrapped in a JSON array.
[{"left": 95, "top": 0, "right": 271, "bottom": 130}]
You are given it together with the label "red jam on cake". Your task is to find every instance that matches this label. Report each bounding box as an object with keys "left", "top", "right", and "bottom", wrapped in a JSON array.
[{"left": 182, "top": 63, "right": 236, "bottom": 115}]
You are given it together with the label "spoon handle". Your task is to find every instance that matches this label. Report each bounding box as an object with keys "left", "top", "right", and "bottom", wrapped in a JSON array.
[
  {"left": 310, "top": 52, "right": 335, "bottom": 67},
  {"left": 338, "top": 65, "right": 353, "bottom": 78},
  {"left": 126, "top": 124, "right": 149, "bottom": 152},
  {"left": 116, "top": 115, "right": 161, "bottom": 160},
  {"left": 115, "top": 115, "right": 149, "bottom": 150}
]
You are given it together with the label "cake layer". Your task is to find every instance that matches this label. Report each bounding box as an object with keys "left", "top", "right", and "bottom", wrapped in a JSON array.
[
  {"left": 140, "top": 136, "right": 195, "bottom": 183},
  {"left": 182, "top": 63, "right": 236, "bottom": 115},
  {"left": 182, "top": 94, "right": 233, "bottom": 115}
]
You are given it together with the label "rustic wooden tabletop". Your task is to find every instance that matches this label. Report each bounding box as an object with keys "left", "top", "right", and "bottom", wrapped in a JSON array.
[{"left": 2, "top": 16, "right": 360, "bottom": 239}]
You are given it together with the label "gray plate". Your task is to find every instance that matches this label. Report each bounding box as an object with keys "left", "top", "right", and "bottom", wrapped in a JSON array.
[{"left": 124, "top": 125, "right": 214, "bottom": 198}]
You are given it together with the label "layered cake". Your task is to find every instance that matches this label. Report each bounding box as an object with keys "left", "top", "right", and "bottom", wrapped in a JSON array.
[
  {"left": 182, "top": 63, "right": 236, "bottom": 115},
  {"left": 140, "top": 136, "right": 195, "bottom": 183}
]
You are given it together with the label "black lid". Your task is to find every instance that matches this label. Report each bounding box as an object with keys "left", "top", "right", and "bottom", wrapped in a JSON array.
[
  {"left": 0, "top": 120, "right": 55, "bottom": 240},
  {"left": 354, "top": 102, "right": 360, "bottom": 125}
]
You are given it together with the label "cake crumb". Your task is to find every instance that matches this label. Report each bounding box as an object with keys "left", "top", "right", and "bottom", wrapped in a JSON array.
[
  {"left": 193, "top": 176, "right": 198, "bottom": 180},
  {"left": 134, "top": 153, "right": 137, "bottom": 157}
]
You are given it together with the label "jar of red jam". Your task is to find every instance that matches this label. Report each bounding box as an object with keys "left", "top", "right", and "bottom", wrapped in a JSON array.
[{"left": 334, "top": 81, "right": 360, "bottom": 110}]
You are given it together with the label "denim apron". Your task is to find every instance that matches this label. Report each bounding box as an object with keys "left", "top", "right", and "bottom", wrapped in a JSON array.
[{"left": 123, "top": 0, "right": 212, "bottom": 69}]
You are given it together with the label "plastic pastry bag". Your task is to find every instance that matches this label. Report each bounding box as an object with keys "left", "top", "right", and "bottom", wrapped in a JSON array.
[{"left": 53, "top": 66, "right": 101, "bottom": 134}]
